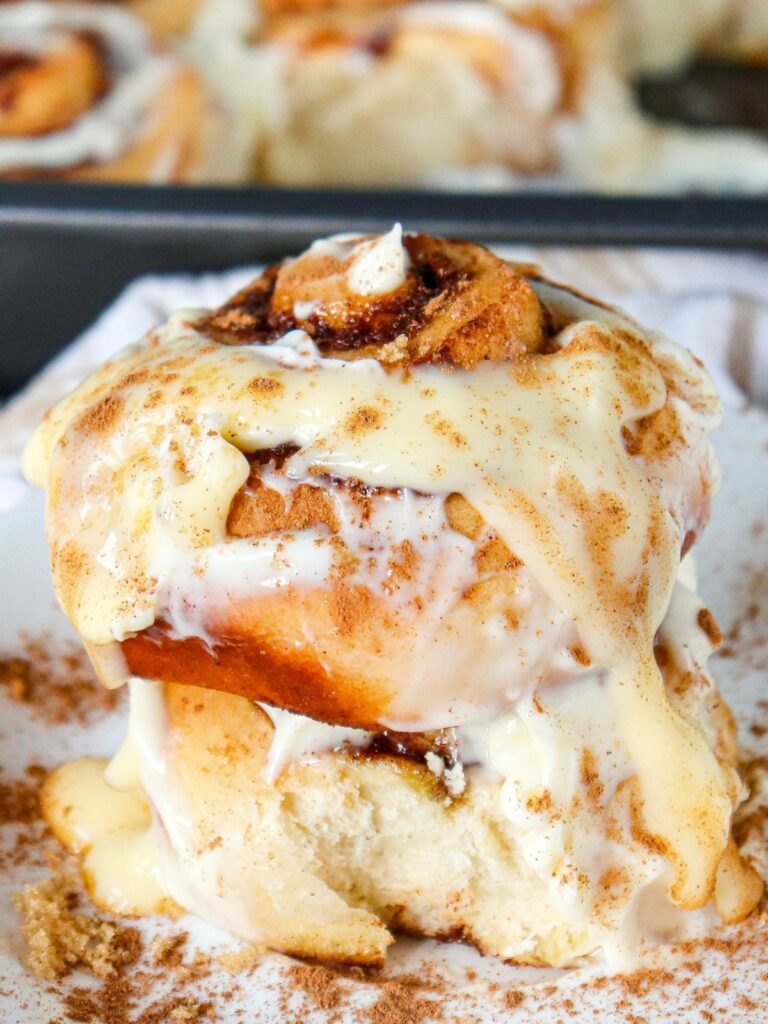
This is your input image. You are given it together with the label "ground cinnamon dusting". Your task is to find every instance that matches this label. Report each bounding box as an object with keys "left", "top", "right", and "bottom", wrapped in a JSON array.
[
  {"left": 0, "top": 764, "right": 52, "bottom": 870},
  {"left": 283, "top": 962, "right": 346, "bottom": 1013},
  {"left": 0, "top": 633, "right": 121, "bottom": 725},
  {"left": 363, "top": 977, "right": 443, "bottom": 1024}
]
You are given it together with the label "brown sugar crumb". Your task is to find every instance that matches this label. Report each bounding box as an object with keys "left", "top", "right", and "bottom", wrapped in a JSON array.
[
  {"left": 13, "top": 873, "right": 142, "bottom": 981},
  {"left": 150, "top": 931, "right": 188, "bottom": 968},
  {"left": 697, "top": 607, "right": 723, "bottom": 648},
  {"left": 0, "top": 634, "right": 122, "bottom": 726},
  {"left": 216, "top": 944, "right": 265, "bottom": 973}
]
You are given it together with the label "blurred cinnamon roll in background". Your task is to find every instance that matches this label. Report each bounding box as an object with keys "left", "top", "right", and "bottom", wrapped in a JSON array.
[
  {"left": 184, "top": 0, "right": 768, "bottom": 192},
  {"left": 189, "top": 0, "right": 617, "bottom": 185},
  {"left": 0, "top": 2, "right": 239, "bottom": 182},
  {"left": 25, "top": 229, "right": 764, "bottom": 967},
  {"left": 621, "top": 0, "right": 768, "bottom": 72}
]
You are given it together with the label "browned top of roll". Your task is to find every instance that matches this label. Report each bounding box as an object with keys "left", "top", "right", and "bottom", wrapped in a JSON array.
[{"left": 201, "top": 234, "right": 548, "bottom": 369}]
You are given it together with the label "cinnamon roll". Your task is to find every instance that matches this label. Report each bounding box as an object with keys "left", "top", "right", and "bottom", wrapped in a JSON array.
[
  {"left": 0, "top": 2, "right": 239, "bottom": 183},
  {"left": 190, "top": 0, "right": 614, "bottom": 185},
  {"left": 25, "top": 229, "right": 763, "bottom": 967}
]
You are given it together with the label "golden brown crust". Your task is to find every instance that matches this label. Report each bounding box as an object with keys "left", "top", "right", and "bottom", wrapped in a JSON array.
[
  {"left": 202, "top": 234, "right": 547, "bottom": 368},
  {"left": 122, "top": 585, "right": 402, "bottom": 728},
  {"left": 68, "top": 66, "right": 214, "bottom": 184},
  {"left": 125, "top": 0, "right": 206, "bottom": 39},
  {"left": 259, "top": 0, "right": 404, "bottom": 24}
]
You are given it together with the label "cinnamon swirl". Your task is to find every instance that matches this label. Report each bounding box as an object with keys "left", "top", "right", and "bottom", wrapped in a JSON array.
[
  {"left": 25, "top": 229, "right": 764, "bottom": 967},
  {"left": 0, "top": 2, "right": 239, "bottom": 182}
]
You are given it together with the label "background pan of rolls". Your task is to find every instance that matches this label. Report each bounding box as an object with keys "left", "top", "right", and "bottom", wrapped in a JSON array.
[{"left": 1, "top": 0, "right": 767, "bottom": 395}]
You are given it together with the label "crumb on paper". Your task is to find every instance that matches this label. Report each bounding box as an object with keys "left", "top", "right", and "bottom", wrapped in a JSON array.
[
  {"left": 217, "top": 944, "right": 265, "bottom": 973},
  {"left": 13, "top": 873, "right": 141, "bottom": 981}
]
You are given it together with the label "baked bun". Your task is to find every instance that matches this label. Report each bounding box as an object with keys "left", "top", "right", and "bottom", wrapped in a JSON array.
[
  {"left": 196, "top": 0, "right": 615, "bottom": 185},
  {"left": 0, "top": 1, "right": 238, "bottom": 183},
  {"left": 26, "top": 229, "right": 763, "bottom": 966}
]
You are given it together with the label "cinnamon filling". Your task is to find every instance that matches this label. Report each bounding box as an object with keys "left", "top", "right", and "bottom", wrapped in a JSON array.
[{"left": 202, "top": 235, "right": 550, "bottom": 369}]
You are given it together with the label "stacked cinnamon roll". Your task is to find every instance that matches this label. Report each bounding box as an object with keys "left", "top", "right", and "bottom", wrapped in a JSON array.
[
  {"left": 25, "top": 229, "right": 763, "bottom": 966},
  {"left": 0, "top": 2, "right": 236, "bottom": 182}
]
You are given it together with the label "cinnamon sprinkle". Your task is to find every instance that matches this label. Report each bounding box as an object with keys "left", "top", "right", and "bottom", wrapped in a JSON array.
[{"left": 0, "top": 633, "right": 121, "bottom": 725}]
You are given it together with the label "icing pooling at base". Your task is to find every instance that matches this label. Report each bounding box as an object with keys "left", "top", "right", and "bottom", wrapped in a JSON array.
[
  {"left": 0, "top": 2, "right": 174, "bottom": 171},
  {"left": 25, "top": 231, "right": 729, "bottom": 912}
]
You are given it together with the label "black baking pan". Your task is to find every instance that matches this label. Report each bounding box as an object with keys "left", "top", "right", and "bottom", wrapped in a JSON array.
[{"left": 2, "top": 181, "right": 768, "bottom": 397}]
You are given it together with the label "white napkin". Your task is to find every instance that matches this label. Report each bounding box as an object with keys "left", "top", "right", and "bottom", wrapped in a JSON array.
[{"left": 2, "top": 246, "right": 767, "bottom": 506}]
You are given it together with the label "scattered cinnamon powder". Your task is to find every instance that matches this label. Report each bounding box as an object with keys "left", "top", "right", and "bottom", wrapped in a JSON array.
[
  {"left": 697, "top": 607, "right": 723, "bottom": 647},
  {"left": 0, "top": 655, "right": 31, "bottom": 701},
  {"left": 283, "top": 962, "right": 347, "bottom": 1014},
  {"left": 0, "top": 763, "right": 52, "bottom": 870},
  {"left": 363, "top": 975, "right": 443, "bottom": 1024},
  {"left": 0, "top": 764, "right": 44, "bottom": 826},
  {"left": 74, "top": 394, "right": 123, "bottom": 437},
  {"left": 503, "top": 988, "right": 525, "bottom": 1009},
  {"left": 0, "top": 633, "right": 121, "bottom": 725}
]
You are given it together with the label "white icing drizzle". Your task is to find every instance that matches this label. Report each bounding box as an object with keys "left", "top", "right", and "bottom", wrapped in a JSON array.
[
  {"left": 0, "top": 2, "right": 174, "bottom": 171},
  {"left": 346, "top": 224, "right": 410, "bottom": 296},
  {"left": 258, "top": 703, "right": 371, "bottom": 784}
]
